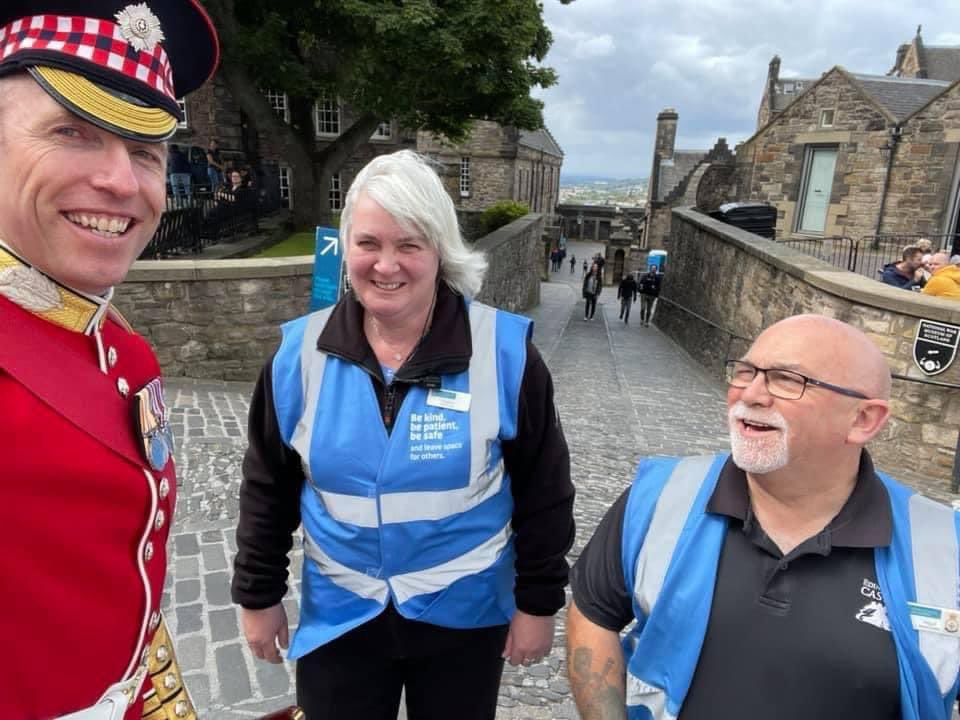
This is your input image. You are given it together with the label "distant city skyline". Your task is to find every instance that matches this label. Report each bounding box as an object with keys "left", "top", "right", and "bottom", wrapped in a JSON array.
[{"left": 535, "top": 0, "right": 960, "bottom": 178}]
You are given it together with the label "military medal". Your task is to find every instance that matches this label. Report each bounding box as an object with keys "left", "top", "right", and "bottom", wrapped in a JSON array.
[{"left": 134, "top": 378, "right": 175, "bottom": 471}]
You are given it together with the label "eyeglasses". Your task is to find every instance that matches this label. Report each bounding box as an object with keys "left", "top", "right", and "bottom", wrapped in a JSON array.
[{"left": 724, "top": 360, "right": 869, "bottom": 401}]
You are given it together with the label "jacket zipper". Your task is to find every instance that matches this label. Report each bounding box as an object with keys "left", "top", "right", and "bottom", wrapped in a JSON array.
[{"left": 383, "top": 383, "right": 398, "bottom": 431}]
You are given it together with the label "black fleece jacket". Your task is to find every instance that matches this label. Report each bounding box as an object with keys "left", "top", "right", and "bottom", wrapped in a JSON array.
[{"left": 231, "top": 284, "right": 575, "bottom": 617}]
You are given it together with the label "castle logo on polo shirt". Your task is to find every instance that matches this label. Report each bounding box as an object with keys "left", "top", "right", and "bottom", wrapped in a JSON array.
[{"left": 856, "top": 578, "right": 891, "bottom": 632}]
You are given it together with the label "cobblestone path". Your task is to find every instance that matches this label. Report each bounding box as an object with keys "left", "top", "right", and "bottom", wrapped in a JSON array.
[{"left": 162, "top": 240, "right": 943, "bottom": 719}]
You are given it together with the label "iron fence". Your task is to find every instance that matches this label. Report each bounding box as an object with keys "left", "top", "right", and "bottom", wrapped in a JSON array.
[
  {"left": 782, "top": 233, "right": 960, "bottom": 282},
  {"left": 141, "top": 184, "right": 284, "bottom": 259}
]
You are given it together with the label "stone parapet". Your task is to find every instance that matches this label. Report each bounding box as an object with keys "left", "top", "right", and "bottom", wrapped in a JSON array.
[
  {"left": 114, "top": 215, "right": 544, "bottom": 381},
  {"left": 474, "top": 213, "right": 544, "bottom": 313},
  {"left": 659, "top": 206, "right": 960, "bottom": 490}
]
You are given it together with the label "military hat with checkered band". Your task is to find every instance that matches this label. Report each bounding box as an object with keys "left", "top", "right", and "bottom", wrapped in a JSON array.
[{"left": 0, "top": 1, "right": 219, "bottom": 142}]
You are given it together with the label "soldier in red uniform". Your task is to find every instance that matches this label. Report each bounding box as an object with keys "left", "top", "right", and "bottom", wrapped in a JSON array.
[{"left": 0, "top": 2, "right": 218, "bottom": 718}]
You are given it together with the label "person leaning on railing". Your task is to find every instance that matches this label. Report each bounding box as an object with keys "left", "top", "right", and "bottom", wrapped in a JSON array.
[
  {"left": 879, "top": 245, "right": 924, "bottom": 290},
  {"left": 921, "top": 252, "right": 960, "bottom": 300}
]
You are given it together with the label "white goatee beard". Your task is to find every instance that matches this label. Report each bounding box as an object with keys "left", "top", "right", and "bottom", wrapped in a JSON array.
[{"left": 728, "top": 401, "right": 790, "bottom": 475}]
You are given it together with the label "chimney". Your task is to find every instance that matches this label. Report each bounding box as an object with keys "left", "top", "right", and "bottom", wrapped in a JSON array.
[
  {"left": 767, "top": 55, "right": 781, "bottom": 117},
  {"left": 649, "top": 108, "right": 679, "bottom": 205}
]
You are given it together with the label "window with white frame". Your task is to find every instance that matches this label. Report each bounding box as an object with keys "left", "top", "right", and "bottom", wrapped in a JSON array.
[
  {"left": 279, "top": 166, "right": 292, "bottom": 208},
  {"left": 819, "top": 109, "right": 835, "bottom": 128},
  {"left": 176, "top": 98, "right": 188, "bottom": 129},
  {"left": 459, "top": 157, "right": 471, "bottom": 197},
  {"left": 314, "top": 97, "right": 340, "bottom": 136},
  {"left": 264, "top": 89, "right": 290, "bottom": 123},
  {"left": 372, "top": 121, "right": 391, "bottom": 140},
  {"left": 329, "top": 173, "right": 342, "bottom": 210}
]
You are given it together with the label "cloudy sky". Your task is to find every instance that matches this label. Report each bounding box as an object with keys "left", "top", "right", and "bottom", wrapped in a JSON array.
[{"left": 534, "top": 0, "right": 960, "bottom": 179}]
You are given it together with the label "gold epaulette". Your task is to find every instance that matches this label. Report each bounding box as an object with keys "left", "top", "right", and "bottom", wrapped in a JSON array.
[{"left": 141, "top": 616, "right": 196, "bottom": 720}]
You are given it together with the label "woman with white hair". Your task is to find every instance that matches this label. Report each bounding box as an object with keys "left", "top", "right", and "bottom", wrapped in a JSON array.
[{"left": 233, "top": 150, "right": 575, "bottom": 718}]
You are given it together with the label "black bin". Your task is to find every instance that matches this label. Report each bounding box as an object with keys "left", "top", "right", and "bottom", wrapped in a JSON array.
[{"left": 709, "top": 202, "right": 776, "bottom": 239}]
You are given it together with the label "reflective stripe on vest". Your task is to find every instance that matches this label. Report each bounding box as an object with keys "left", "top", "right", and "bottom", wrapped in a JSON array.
[
  {"left": 908, "top": 492, "right": 960, "bottom": 694},
  {"left": 626, "top": 456, "right": 713, "bottom": 717},
  {"left": 302, "top": 531, "right": 389, "bottom": 604},
  {"left": 632, "top": 456, "right": 715, "bottom": 618},
  {"left": 301, "top": 518, "right": 513, "bottom": 606},
  {"left": 290, "top": 302, "right": 505, "bottom": 529}
]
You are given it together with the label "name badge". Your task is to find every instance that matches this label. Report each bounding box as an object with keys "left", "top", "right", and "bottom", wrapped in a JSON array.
[
  {"left": 426, "top": 388, "right": 471, "bottom": 412},
  {"left": 907, "top": 601, "right": 960, "bottom": 637}
]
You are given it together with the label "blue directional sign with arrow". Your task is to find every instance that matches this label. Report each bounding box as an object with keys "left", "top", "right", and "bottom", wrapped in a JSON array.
[{"left": 310, "top": 226, "right": 344, "bottom": 311}]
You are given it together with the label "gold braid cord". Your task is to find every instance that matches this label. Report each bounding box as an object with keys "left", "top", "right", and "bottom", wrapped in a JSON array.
[{"left": 141, "top": 616, "right": 197, "bottom": 720}]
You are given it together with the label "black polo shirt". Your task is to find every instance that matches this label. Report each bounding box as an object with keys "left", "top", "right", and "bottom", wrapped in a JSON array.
[{"left": 571, "top": 453, "right": 901, "bottom": 720}]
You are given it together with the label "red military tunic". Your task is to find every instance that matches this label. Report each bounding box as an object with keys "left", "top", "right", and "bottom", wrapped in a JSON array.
[{"left": 0, "top": 245, "right": 186, "bottom": 719}]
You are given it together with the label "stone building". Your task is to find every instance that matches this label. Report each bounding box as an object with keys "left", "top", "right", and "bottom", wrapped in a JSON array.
[
  {"left": 889, "top": 27, "right": 960, "bottom": 82},
  {"left": 173, "top": 78, "right": 562, "bottom": 215},
  {"left": 736, "top": 64, "right": 960, "bottom": 243},
  {"left": 555, "top": 203, "right": 618, "bottom": 244},
  {"left": 173, "top": 79, "right": 416, "bottom": 211},
  {"left": 644, "top": 108, "right": 736, "bottom": 250},
  {"left": 418, "top": 122, "right": 563, "bottom": 215},
  {"left": 553, "top": 204, "right": 649, "bottom": 283},
  {"left": 733, "top": 29, "right": 960, "bottom": 247}
]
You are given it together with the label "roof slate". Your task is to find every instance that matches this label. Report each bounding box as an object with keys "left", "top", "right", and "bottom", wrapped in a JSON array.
[
  {"left": 518, "top": 127, "right": 564, "bottom": 157},
  {"left": 852, "top": 73, "right": 950, "bottom": 122},
  {"left": 923, "top": 46, "right": 960, "bottom": 82}
]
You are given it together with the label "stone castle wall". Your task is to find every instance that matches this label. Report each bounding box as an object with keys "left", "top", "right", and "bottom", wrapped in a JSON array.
[
  {"left": 113, "top": 214, "right": 545, "bottom": 381},
  {"left": 658, "top": 207, "right": 960, "bottom": 491}
]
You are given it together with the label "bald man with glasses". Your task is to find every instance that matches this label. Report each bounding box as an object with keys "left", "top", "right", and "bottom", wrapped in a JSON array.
[{"left": 566, "top": 314, "right": 960, "bottom": 720}]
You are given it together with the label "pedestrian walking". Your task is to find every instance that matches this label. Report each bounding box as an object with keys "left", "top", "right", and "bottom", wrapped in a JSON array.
[
  {"left": 570, "top": 255, "right": 576, "bottom": 274},
  {"left": 638, "top": 266, "right": 662, "bottom": 327},
  {"left": 233, "top": 150, "right": 575, "bottom": 720},
  {"left": 582, "top": 263, "right": 602, "bottom": 320},
  {"left": 582, "top": 260, "right": 588, "bottom": 276},
  {"left": 0, "top": 1, "right": 218, "bottom": 717},
  {"left": 617, "top": 271, "right": 638, "bottom": 324}
]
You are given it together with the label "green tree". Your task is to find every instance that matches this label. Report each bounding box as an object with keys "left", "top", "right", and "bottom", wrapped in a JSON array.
[{"left": 200, "top": 0, "right": 571, "bottom": 227}]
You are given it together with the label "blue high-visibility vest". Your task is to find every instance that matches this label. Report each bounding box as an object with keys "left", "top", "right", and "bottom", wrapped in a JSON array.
[
  {"left": 620, "top": 455, "right": 960, "bottom": 720},
  {"left": 271, "top": 300, "right": 531, "bottom": 659}
]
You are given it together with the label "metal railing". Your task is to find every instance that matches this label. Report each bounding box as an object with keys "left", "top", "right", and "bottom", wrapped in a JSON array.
[
  {"left": 782, "top": 233, "right": 960, "bottom": 281},
  {"left": 141, "top": 186, "right": 283, "bottom": 259}
]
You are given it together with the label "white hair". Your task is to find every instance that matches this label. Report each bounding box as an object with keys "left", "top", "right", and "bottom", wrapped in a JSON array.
[{"left": 340, "top": 150, "right": 487, "bottom": 298}]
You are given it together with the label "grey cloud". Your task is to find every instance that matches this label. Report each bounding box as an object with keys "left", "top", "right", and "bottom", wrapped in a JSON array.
[{"left": 539, "top": 0, "right": 960, "bottom": 177}]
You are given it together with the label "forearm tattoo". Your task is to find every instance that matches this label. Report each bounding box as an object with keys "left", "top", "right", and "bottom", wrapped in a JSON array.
[{"left": 568, "top": 646, "right": 627, "bottom": 720}]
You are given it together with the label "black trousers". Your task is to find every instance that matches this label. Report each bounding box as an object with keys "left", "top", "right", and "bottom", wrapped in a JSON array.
[
  {"left": 296, "top": 604, "right": 509, "bottom": 720},
  {"left": 640, "top": 295, "right": 656, "bottom": 323},
  {"left": 584, "top": 294, "right": 597, "bottom": 318}
]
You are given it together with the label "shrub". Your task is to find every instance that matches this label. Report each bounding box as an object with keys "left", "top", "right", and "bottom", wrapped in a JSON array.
[{"left": 479, "top": 200, "right": 529, "bottom": 235}]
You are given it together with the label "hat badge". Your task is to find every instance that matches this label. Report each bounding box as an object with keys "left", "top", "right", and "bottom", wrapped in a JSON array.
[{"left": 114, "top": 3, "right": 165, "bottom": 53}]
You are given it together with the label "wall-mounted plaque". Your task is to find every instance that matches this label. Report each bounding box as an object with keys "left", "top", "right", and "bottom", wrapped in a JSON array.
[{"left": 913, "top": 320, "right": 960, "bottom": 376}]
